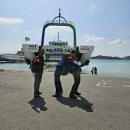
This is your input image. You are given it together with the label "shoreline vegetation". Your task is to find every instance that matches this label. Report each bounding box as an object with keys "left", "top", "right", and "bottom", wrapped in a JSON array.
[{"left": 91, "top": 55, "right": 130, "bottom": 60}]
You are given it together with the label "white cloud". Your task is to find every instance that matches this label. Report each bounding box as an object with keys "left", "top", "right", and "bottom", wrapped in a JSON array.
[
  {"left": 108, "top": 39, "right": 128, "bottom": 46},
  {"left": 90, "top": 3, "right": 96, "bottom": 11},
  {"left": 82, "top": 34, "right": 106, "bottom": 43},
  {"left": 0, "top": 17, "right": 24, "bottom": 25}
]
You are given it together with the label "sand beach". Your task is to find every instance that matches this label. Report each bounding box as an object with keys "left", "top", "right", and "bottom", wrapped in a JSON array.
[{"left": 0, "top": 70, "right": 130, "bottom": 130}]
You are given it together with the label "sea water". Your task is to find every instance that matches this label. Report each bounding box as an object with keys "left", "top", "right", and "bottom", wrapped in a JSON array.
[
  {"left": 82, "top": 59, "right": 130, "bottom": 78},
  {"left": 0, "top": 59, "right": 130, "bottom": 78},
  {"left": 0, "top": 63, "right": 30, "bottom": 71}
]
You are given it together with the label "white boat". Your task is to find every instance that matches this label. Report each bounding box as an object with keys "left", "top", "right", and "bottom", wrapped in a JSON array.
[
  {"left": 0, "top": 53, "right": 25, "bottom": 62},
  {"left": 22, "top": 41, "right": 94, "bottom": 65}
]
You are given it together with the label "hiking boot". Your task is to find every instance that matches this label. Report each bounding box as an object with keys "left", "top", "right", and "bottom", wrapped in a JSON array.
[
  {"left": 74, "top": 91, "right": 81, "bottom": 96},
  {"left": 37, "top": 91, "right": 42, "bottom": 95},
  {"left": 69, "top": 94, "right": 77, "bottom": 99},
  {"left": 52, "top": 92, "right": 62, "bottom": 97},
  {"left": 34, "top": 91, "right": 42, "bottom": 98},
  {"left": 34, "top": 91, "right": 42, "bottom": 95},
  {"left": 52, "top": 94, "right": 61, "bottom": 97}
]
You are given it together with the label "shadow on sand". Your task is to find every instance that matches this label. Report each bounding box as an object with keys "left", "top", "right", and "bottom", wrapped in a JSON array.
[
  {"left": 28, "top": 96, "right": 47, "bottom": 113},
  {"left": 56, "top": 95, "right": 93, "bottom": 112}
]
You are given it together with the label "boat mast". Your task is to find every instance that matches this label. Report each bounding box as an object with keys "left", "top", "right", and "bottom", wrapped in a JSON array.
[{"left": 58, "top": 32, "right": 60, "bottom": 41}]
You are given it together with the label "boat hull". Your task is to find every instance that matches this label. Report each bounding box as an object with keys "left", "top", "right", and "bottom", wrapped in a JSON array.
[{"left": 79, "top": 46, "right": 94, "bottom": 65}]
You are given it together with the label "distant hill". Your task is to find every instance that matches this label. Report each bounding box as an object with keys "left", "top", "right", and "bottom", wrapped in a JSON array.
[
  {"left": 91, "top": 55, "right": 130, "bottom": 60},
  {"left": 123, "top": 56, "right": 130, "bottom": 60}
]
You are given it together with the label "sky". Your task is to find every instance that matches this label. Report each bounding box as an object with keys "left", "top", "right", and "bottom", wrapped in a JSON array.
[{"left": 0, "top": 0, "right": 130, "bottom": 57}]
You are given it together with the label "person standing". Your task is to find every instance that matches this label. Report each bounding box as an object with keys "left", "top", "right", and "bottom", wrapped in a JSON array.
[
  {"left": 31, "top": 48, "right": 45, "bottom": 98},
  {"left": 94, "top": 67, "right": 97, "bottom": 75},
  {"left": 52, "top": 54, "right": 68, "bottom": 97},
  {"left": 91, "top": 67, "right": 94, "bottom": 75},
  {"left": 69, "top": 50, "right": 81, "bottom": 99}
]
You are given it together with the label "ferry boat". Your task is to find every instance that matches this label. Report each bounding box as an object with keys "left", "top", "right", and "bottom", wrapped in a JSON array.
[{"left": 22, "top": 9, "right": 94, "bottom": 66}]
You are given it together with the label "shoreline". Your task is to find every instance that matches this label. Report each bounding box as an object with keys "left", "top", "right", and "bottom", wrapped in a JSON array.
[{"left": 1, "top": 69, "right": 130, "bottom": 79}]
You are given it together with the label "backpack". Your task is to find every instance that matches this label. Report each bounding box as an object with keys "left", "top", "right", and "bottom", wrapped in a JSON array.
[
  {"left": 61, "top": 63, "right": 70, "bottom": 76},
  {"left": 56, "top": 58, "right": 70, "bottom": 76},
  {"left": 30, "top": 63, "right": 43, "bottom": 73},
  {"left": 30, "top": 56, "right": 44, "bottom": 73}
]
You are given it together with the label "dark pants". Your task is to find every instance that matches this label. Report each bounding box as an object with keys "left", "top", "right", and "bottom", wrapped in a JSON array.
[
  {"left": 54, "top": 67, "right": 63, "bottom": 95},
  {"left": 34, "top": 72, "right": 43, "bottom": 93},
  {"left": 70, "top": 71, "right": 80, "bottom": 96}
]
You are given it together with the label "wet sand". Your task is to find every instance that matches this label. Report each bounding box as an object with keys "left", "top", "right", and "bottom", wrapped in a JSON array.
[{"left": 0, "top": 70, "right": 130, "bottom": 130}]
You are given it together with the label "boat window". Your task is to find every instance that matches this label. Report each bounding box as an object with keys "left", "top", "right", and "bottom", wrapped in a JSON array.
[{"left": 49, "top": 49, "right": 52, "bottom": 52}]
